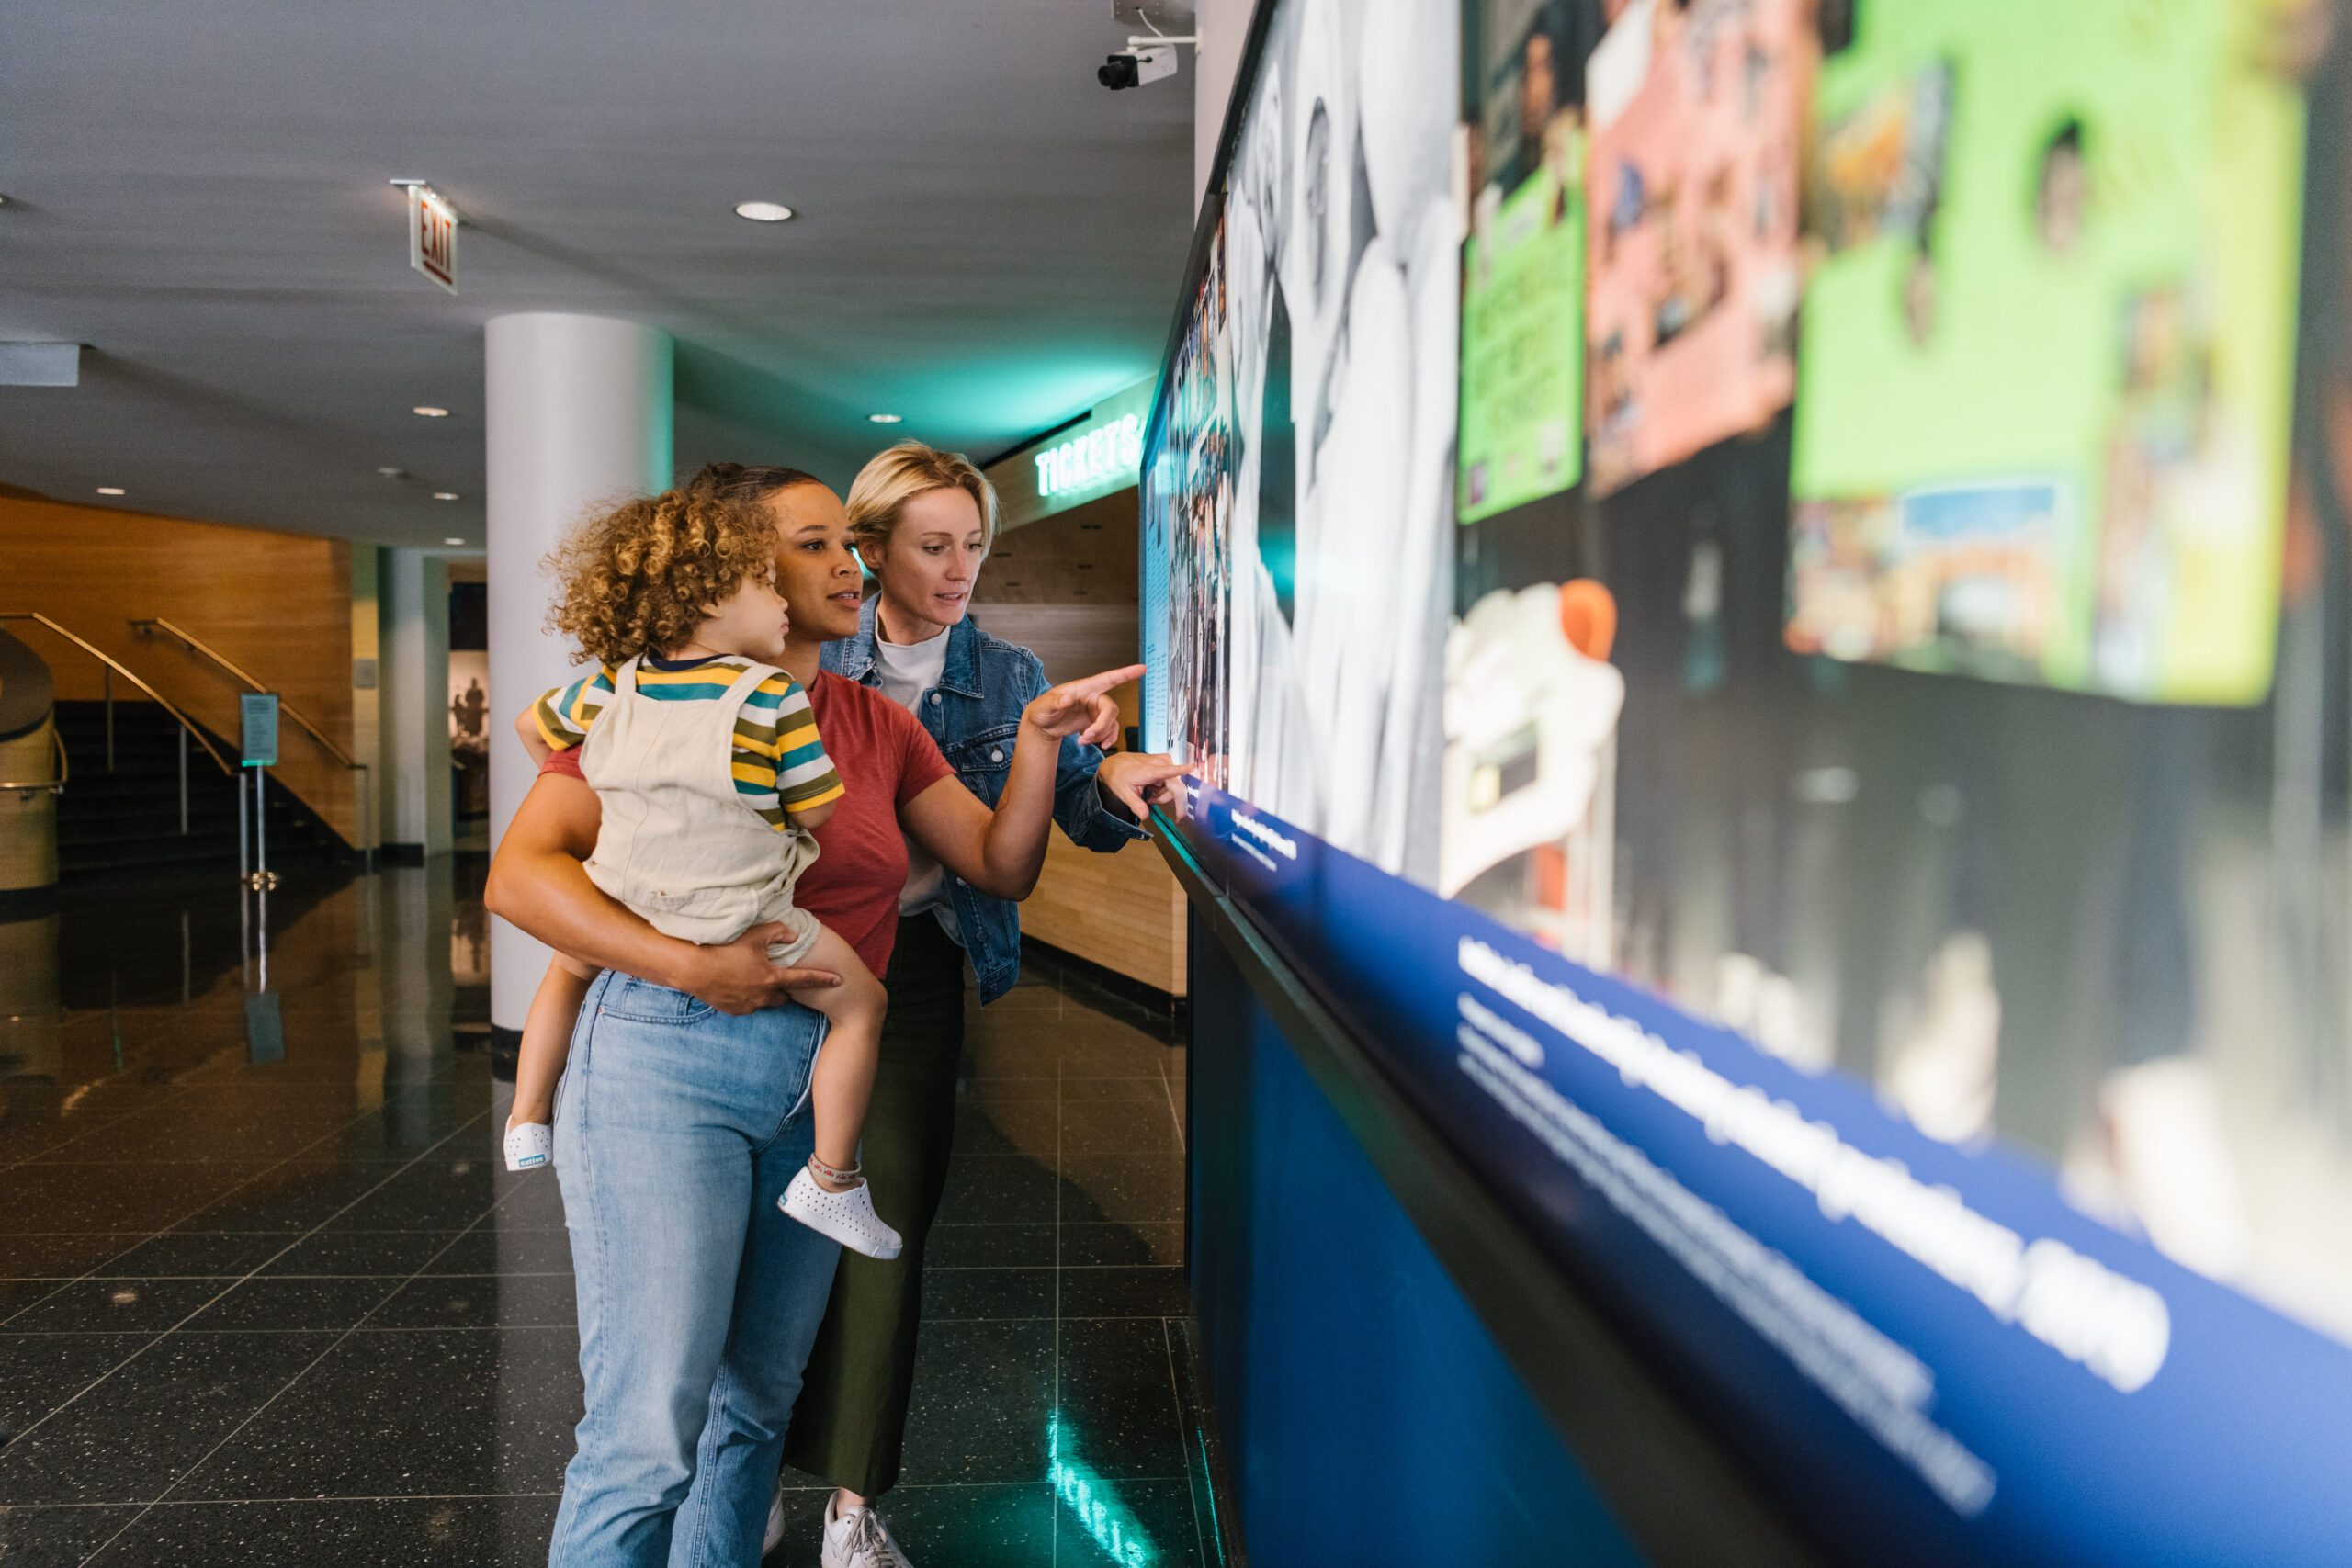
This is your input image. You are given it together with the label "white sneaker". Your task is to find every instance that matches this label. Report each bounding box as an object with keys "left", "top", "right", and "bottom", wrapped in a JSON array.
[
  {"left": 762, "top": 1480, "right": 789, "bottom": 1557},
  {"left": 821, "top": 1494, "right": 914, "bottom": 1568},
  {"left": 503, "top": 1121, "right": 551, "bottom": 1171},
  {"left": 780, "top": 1167, "right": 903, "bottom": 1260}
]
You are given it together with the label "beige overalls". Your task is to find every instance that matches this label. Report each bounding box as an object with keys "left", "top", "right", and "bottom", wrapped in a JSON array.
[{"left": 579, "top": 656, "right": 823, "bottom": 964}]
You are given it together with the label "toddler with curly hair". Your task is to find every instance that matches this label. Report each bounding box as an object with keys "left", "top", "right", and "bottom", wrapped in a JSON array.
[{"left": 504, "top": 485, "right": 901, "bottom": 1259}]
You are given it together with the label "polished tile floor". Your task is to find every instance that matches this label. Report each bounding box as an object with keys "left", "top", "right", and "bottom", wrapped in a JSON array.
[{"left": 0, "top": 860, "right": 1224, "bottom": 1567}]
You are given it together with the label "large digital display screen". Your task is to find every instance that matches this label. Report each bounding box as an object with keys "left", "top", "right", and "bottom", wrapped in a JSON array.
[
  {"left": 1143, "top": 0, "right": 2350, "bottom": 1559},
  {"left": 1158, "top": 0, "right": 1462, "bottom": 880},
  {"left": 1140, "top": 218, "right": 1234, "bottom": 782}
]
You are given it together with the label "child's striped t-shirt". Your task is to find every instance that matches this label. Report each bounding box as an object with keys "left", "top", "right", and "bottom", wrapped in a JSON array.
[{"left": 532, "top": 655, "right": 844, "bottom": 830}]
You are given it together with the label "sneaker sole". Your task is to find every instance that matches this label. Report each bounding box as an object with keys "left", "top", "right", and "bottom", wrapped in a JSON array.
[{"left": 778, "top": 1194, "right": 903, "bottom": 1261}]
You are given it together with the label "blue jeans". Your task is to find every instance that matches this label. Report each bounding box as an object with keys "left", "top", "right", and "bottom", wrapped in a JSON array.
[{"left": 547, "top": 971, "right": 841, "bottom": 1568}]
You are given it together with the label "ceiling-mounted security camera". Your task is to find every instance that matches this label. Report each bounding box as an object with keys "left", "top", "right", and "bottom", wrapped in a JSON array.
[
  {"left": 1099, "top": 36, "right": 1187, "bottom": 89},
  {"left": 1099, "top": 42, "right": 1178, "bottom": 89}
]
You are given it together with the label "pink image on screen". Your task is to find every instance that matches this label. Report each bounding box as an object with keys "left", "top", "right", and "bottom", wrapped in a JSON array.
[{"left": 1585, "top": 0, "right": 1808, "bottom": 497}]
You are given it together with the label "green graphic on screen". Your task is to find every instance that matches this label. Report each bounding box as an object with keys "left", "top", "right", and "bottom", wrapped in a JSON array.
[
  {"left": 1459, "top": 0, "right": 1592, "bottom": 524},
  {"left": 1786, "top": 0, "right": 2306, "bottom": 705},
  {"left": 1461, "top": 156, "right": 1587, "bottom": 522}
]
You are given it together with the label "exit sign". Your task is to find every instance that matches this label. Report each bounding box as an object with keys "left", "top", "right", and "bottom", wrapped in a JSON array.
[{"left": 405, "top": 184, "right": 458, "bottom": 294}]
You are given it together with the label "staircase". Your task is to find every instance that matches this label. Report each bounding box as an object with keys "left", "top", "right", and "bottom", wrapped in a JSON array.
[{"left": 51, "top": 700, "right": 345, "bottom": 877}]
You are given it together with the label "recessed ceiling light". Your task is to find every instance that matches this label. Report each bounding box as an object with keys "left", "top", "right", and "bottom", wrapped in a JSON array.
[
  {"left": 868, "top": 412, "right": 904, "bottom": 424},
  {"left": 412, "top": 405, "right": 449, "bottom": 418},
  {"left": 733, "top": 200, "right": 796, "bottom": 223},
  {"left": 377, "top": 466, "right": 405, "bottom": 478},
  {"left": 432, "top": 491, "right": 459, "bottom": 502},
  {"left": 95, "top": 486, "right": 125, "bottom": 496},
  {"left": 443, "top": 536, "right": 466, "bottom": 547}
]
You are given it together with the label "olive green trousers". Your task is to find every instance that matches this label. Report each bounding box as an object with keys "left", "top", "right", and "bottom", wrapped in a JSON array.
[{"left": 782, "top": 915, "right": 969, "bottom": 1497}]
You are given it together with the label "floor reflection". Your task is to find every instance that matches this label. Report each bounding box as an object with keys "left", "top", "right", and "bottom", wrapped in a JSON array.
[{"left": 0, "top": 860, "right": 1220, "bottom": 1567}]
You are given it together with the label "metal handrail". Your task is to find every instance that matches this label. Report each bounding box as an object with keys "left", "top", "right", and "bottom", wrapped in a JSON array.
[
  {"left": 129, "top": 615, "right": 374, "bottom": 860},
  {"left": 0, "top": 614, "right": 232, "bottom": 775},
  {"left": 0, "top": 728, "right": 68, "bottom": 797},
  {"left": 129, "top": 616, "right": 358, "bottom": 769}
]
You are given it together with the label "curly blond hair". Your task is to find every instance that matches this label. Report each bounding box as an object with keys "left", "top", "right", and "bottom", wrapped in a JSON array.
[{"left": 544, "top": 487, "right": 777, "bottom": 666}]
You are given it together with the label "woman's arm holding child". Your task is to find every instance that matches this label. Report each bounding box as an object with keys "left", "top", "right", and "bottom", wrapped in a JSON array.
[{"left": 485, "top": 772, "right": 842, "bottom": 1014}]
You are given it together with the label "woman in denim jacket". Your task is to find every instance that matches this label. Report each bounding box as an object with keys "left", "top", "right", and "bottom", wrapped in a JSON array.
[{"left": 775, "top": 443, "right": 1183, "bottom": 1567}]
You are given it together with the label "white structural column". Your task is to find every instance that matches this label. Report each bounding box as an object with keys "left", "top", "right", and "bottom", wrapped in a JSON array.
[
  {"left": 379, "top": 547, "right": 453, "bottom": 859},
  {"left": 1194, "top": 0, "right": 1252, "bottom": 209},
  {"left": 484, "top": 313, "right": 673, "bottom": 1034}
]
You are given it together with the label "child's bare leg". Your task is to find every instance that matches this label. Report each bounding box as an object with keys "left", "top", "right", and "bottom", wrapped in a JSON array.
[
  {"left": 777, "top": 924, "right": 900, "bottom": 1258},
  {"left": 791, "top": 924, "right": 888, "bottom": 1190},
  {"left": 511, "top": 955, "right": 597, "bottom": 1130}
]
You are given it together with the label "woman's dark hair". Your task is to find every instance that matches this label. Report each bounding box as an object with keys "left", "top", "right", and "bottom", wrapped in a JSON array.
[{"left": 688, "top": 461, "right": 824, "bottom": 502}]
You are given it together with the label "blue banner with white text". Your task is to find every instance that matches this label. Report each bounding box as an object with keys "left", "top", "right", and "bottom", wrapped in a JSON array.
[{"left": 1166, "top": 783, "right": 2352, "bottom": 1568}]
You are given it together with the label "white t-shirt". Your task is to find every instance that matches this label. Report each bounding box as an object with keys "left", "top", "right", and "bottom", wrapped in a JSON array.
[{"left": 871, "top": 623, "right": 961, "bottom": 942}]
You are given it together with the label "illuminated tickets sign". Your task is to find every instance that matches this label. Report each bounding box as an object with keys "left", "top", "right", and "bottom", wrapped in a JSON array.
[
  {"left": 991, "top": 376, "right": 1157, "bottom": 530},
  {"left": 1036, "top": 412, "right": 1145, "bottom": 501}
]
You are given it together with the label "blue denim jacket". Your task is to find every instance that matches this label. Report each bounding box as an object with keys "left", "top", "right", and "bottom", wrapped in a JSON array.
[{"left": 822, "top": 596, "right": 1146, "bottom": 1004}]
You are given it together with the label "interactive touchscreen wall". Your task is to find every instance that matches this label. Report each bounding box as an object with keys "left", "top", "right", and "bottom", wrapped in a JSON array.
[
  {"left": 1146, "top": 0, "right": 1461, "bottom": 882},
  {"left": 1147, "top": 0, "right": 2352, "bottom": 1561}
]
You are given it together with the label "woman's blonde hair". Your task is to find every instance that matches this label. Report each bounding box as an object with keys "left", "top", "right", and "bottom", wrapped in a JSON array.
[
  {"left": 845, "top": 440, "right": 999, "bottom": 560},
  {"left": 544, "top": 487, "right": 776, "bottom": 666}
]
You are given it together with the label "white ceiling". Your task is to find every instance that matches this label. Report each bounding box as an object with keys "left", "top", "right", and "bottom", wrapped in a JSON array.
[{"left": 0, "top": 1, "right": 1196, "bottom": 548}]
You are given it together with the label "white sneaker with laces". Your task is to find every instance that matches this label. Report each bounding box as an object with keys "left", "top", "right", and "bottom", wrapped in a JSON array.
[
  {"left": 503, "top": 1122, "right": 551, "bottom": 1171},
  {"left": 821, "top": 1494, "right": 914, "bottom": 1568},
  {"left": 780, "top": 1166, "right": 903, "bottom": 1259}
]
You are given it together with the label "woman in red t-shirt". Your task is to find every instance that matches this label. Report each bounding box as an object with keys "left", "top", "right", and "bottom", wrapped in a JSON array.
[{"left": 486, "top": 471, "right": 1148, "bottom": 1567}]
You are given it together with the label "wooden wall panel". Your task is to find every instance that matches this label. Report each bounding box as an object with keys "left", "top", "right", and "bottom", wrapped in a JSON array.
[
  {"left": 967, "top": 604, "right": 1143, "bottom": 729},
  {"left": 0, "top": 498, "right": 361, "bottom": 843},
  {"left": 967, "top": 604, "right": 1140, "bottom": 683},
  {"left": 969, "top": 475, "right": 1176, "bottom": 987},
  {"left": 1022, "top": 831, "right": 1187, "bottom": 997},
  {"left": 978, "top": 488, "right": 1139, "bottom": 604}
]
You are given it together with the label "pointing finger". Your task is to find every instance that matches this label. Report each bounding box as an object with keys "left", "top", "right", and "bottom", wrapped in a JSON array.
[{"left": 1060, "top": 663, "right": 1148, "bottom": 700}]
